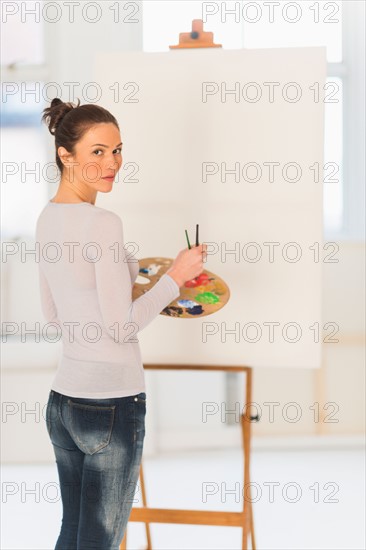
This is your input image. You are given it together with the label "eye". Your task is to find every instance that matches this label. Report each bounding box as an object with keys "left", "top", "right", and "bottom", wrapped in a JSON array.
[{"left": 93, "top": 148, "right": 122, "bottom": 155}]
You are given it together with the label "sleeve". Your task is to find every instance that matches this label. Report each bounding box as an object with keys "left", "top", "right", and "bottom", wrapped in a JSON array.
[
  {"left": 38, "top": 264, "right": 61, "bottom": 328},
  {"left": 127, "top": 256, "right": 140, "bottom": 284},
  {"left": 92, "top": 211, "right": 180, "bottom": 343}
]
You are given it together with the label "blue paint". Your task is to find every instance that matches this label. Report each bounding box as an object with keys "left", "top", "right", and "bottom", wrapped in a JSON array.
[
  {"left": 186, "top": 305, "right": 203, "bottom": 315},
  {"left": 139, "top": 263, "right": 161, "bottom": 276},
  {"left": 178, "top": 299, "right": 199, "bottom": 308}
]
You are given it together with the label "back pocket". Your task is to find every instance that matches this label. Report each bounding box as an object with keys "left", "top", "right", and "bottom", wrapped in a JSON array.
[{"left": 67, "top": 399, "right": 116, "bottom": 455}]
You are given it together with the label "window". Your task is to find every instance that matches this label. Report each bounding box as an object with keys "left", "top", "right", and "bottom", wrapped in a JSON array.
[
  {"left": 1, "top": 9, "right": 45, "bottom": 66},
  {"left": 324, "top": 77, "right": 343, "bottom": 234},
  {"left": 1, "top": 83, "right": 48, "bottom": 238},
  {"left": 1, "top": 4, "right": 50, "bottom": 239}
]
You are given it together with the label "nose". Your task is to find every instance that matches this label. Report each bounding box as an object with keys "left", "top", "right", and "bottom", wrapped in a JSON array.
[{"left": 108, "top": 157, "right": 121, "bottom": 170}]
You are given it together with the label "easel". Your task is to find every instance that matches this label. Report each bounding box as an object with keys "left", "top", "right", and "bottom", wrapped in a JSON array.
[
  {"left": 119, "top": 364, "right": 257, "bottom": 550},
  {"left": 120, "top": 20, "right": 256, "bottom": 549}
]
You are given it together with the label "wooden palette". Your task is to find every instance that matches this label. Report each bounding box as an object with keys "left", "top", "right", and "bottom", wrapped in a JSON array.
[{"left": 132, "top": 257, "right": 230, "bottom": 318}]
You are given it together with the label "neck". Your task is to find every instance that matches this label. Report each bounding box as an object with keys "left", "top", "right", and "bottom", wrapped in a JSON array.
[{"left": 54, "top": 178, "right": 97, "bottom": 205}]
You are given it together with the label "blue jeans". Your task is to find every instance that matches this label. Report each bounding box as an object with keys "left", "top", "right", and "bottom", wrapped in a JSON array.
[{"left": 46, "top": 389, "right": 146, "bottom": 549}]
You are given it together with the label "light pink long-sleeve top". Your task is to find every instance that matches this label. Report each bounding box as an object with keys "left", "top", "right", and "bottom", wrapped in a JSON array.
[{"left": 36, "top": 200, "right": 180, "bottom": 398}]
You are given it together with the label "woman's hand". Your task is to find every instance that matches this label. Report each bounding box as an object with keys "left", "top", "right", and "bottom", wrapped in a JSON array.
[{"left": 166, "top": 244, "right": 208, "bottom": 288}]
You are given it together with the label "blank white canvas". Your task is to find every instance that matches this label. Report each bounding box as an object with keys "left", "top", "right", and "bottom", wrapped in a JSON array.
[{"left": 94, "top": 47, "right": 326, "bottom": 369}]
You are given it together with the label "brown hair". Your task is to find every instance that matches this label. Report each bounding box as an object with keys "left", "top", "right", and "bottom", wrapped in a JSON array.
[{"left": 41, "top": 98, "right": 119, "bottom": 174}]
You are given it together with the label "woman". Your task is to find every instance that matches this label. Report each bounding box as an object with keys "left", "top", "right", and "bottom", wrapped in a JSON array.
[{"left": 37, "top": 98, "right": 207, "bottom": 549}]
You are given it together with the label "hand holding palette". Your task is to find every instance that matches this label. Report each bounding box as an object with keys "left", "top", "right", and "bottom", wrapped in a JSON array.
[{"left": 132, "top": 257, "right": 230, "bottom": 318}]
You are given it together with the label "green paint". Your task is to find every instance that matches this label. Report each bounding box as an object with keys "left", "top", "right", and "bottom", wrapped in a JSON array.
[{"left": 194, "top": 292, "right": 219, "bottom": 304}]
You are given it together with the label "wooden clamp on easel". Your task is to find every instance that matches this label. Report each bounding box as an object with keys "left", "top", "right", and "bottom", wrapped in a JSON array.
[
  {"left": 169, "top": 19, "right": 222, "bottom": 49},
  {"left": 120, "top": 21, "right": 256, "bottom": 550},
  {"left": 120, "top": 365, "right": 257, "bottom": 550}
]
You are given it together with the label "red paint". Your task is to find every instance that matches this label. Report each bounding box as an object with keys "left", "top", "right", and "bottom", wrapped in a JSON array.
[{"left": 184, "top": 273, "right": 210, "bottom": 288}]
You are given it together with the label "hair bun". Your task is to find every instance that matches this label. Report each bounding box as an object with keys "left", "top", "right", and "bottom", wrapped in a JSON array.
[{"left": 42, "top": 97, "right": 81, "bottom": 135}]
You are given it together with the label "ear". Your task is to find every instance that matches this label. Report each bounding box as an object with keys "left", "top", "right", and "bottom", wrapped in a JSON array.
[{"left": 57, "top": 146, "right": 73, "bottom": 168}]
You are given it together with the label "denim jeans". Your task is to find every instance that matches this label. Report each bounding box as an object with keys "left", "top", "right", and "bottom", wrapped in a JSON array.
[{"left": 45, "top": 389, "right": 146, "bottom": 550}]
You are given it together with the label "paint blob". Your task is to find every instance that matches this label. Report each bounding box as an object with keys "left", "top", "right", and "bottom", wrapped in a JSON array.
[
  {"left": 194, "top": 292, "right": 220, "bottom": 304},
  {"left": 213, "top": 281, "right": 226, "bottom": 295},
  {"left": 178, "top": 299, "right": 199, "bottom": 308},
  {"left": 139, "top": 263, "right": 161, "bottom": 276},
  {"left": 162, "top": 306, "right": 183, "bottom": 317},
  {"left": 186, "top": 305, "right": 204, "bottom": 315},
  {"left": 184, "top": 273, "right": 210, "bottom": 288}
]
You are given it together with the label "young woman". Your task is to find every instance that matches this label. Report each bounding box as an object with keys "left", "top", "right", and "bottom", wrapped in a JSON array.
[{"left": 37, "top": 98, "right": 207, "bottom": 549}]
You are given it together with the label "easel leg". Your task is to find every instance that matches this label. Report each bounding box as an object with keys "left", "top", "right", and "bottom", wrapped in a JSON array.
[
  {"left": 119, "top": 462, "right": 151, "bottom": 550},
  {"left": 139, "top": 461, "right": 152, "bottom": 549},
  {"left": 119, "top": 529, "right": 127, "bottom": 549},
  {"left": 241, "top": 368, "right": 256, "bottom": 549},
  {"left": 250, "top": 495, "right": 256, "bottom": 549}
]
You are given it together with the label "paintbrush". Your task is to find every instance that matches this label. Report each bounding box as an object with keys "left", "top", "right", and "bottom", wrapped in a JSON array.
[
  {"left": 185, "top": 225, "right": 199, "bottom": 249},
  {"left": 185, "top": 229, "right": 191, "bottom": 249}
]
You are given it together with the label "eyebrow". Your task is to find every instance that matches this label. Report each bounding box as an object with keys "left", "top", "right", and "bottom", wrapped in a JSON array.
[{"left": 91, "top": 142, "right": 123, "bottom": 148}]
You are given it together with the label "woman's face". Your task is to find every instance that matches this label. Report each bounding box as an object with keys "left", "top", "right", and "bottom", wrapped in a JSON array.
[{"left": 58, "top": 122, "right": 123, "bottom": 193}]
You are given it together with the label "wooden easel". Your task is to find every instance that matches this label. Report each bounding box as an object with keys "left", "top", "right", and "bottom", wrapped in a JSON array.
[
  {"left": 120, "top": 364, "right": 257, "bottom": 550},
  {"left": 120, "top": 21, "right": 256, "bottom": 549}
]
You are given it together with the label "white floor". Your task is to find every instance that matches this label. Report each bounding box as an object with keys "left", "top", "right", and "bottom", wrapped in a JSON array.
[{"left": 1, "top": 447, "right": 365, "bottom": 550}]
